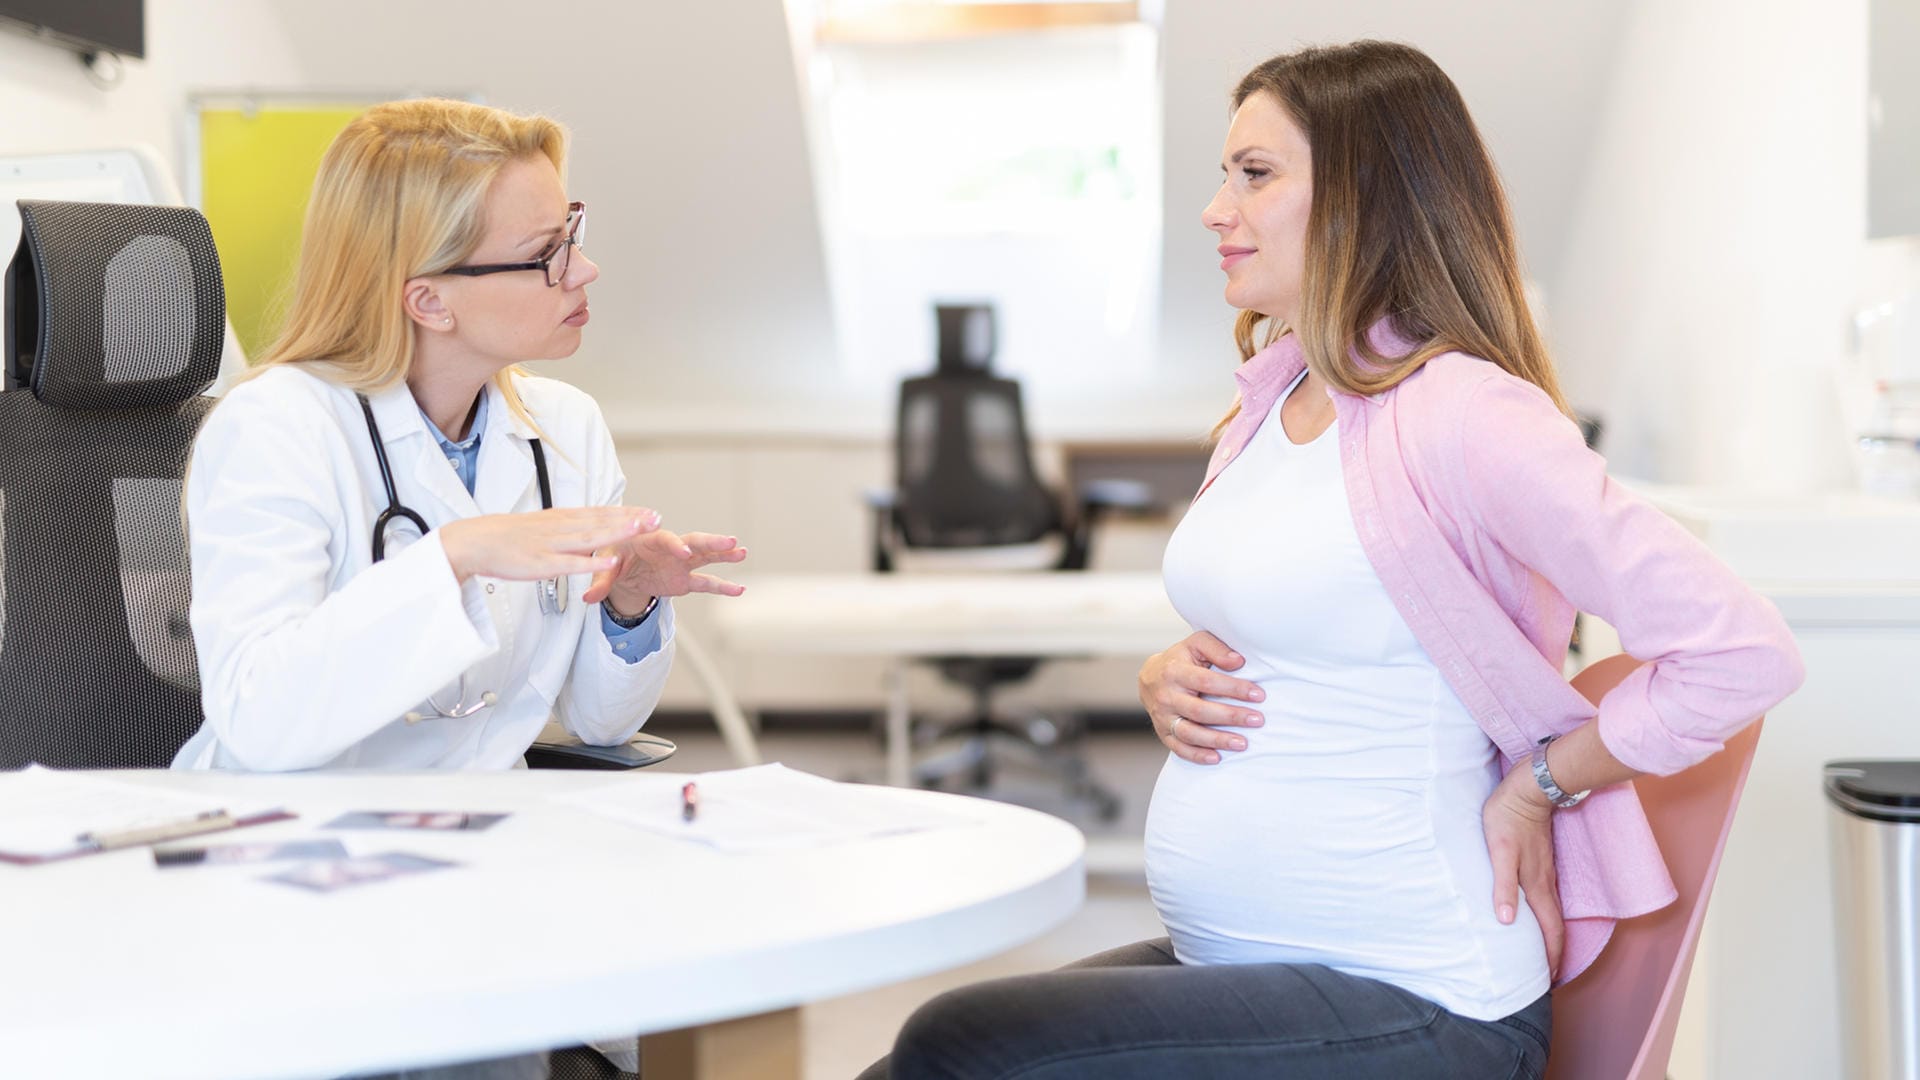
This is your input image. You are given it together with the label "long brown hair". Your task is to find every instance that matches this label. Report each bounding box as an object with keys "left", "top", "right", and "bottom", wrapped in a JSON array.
[{"left": 1217, "top": 41, "right": 1569, "bottom": 433}]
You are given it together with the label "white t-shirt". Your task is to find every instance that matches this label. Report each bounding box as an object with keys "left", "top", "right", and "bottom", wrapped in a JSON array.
[{"left": 1144, "top": 370, "right": 1550, "bottom": 1021}]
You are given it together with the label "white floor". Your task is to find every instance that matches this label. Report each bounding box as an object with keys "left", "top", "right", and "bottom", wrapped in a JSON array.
[{"left": 654, "top": 725, "right": 1169, "bottom": 1080}]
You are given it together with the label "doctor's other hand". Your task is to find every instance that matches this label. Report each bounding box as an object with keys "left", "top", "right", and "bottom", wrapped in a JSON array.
[
  {"left": 1138, "top": 630, "right": 1265, "bottom": 765},
  {"left": 582, "top": 528, "right": 748, "bottom": 613},
  {"left": 438, "top": 507, "right": 661, "bottom": 585}
]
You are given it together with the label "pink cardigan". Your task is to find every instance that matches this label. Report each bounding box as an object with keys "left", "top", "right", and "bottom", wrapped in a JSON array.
[{"left": 1200, "top": 325, "right": 1805, "bottom": 986}]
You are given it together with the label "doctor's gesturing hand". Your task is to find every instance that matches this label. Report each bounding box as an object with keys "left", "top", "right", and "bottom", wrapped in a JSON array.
[
  {"left": 1137, "top": 630, "right": 1267, "bottom": 765},
  {"left": 437, "top": 506, "right": 665, "bottom": 584},
  {"left": 582, "top": 527, "right": 748, "bottom": 615}
]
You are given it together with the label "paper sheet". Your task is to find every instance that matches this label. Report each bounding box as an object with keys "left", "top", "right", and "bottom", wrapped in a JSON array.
[
  {"left": 551, "top": 763, "right": 981, "bottom": 853},
  {"left": 0, "top": 765, "right": 259, "bottom": 859}
]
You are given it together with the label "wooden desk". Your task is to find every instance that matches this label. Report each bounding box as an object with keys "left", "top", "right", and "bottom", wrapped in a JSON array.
[
  {"left": 0, "top": 769, "right": 1083, "bottom": 1079},
  {"left": 1060, "top": 439, "right": 1209, "bottom": 519}
]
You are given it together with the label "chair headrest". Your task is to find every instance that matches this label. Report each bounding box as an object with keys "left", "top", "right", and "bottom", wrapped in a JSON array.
[
  {"left": 935, "top": 303, "right": 995, "bottom": 375},
  {"left": 4, "top": 200, "right": 226, "bottom": 409}
]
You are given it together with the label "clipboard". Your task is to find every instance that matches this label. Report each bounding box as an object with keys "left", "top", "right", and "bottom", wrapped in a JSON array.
[
  {"left": 0, "top": 766, "right": 296, "bottom": 866},
  {"left": 0, "top": 807, "right": 298, "bottom": 865}
]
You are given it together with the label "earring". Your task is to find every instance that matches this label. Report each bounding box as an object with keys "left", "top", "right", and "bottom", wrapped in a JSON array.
[{"left": 443, "top": 317, "right": 453, "bottom": 327}]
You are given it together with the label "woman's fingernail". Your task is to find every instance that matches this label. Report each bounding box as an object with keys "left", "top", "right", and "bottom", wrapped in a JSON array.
[
  {"left": 1245, "top": 714, "right": 1263, "bottom": 726},
  {"left": 1498, "top": 904, "right": 1515, "bottom": 924},
  {"left": 1228, "top": 738, "right": 1246, "bottom": 750},
  {"left": 1251, "top": 689, "right": 1265, "bottom": 701}
]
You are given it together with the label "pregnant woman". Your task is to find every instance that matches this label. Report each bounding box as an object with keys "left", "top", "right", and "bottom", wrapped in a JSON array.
[{"left": 862, "top": 39, "right": 1803, "bottom": 1080}]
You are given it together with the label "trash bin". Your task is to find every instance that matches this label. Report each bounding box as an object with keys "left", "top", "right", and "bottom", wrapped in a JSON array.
[{"left": 1826, "top": 760, "right": 1920, "bottom": 1080}]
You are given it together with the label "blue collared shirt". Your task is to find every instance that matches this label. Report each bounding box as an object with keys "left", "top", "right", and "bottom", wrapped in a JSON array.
[{"left": 422, "top": 392, "right": 662, "bottom": 664}]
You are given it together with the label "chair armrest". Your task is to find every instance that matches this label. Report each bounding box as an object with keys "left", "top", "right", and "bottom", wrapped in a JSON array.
[
  {"left": 524, "top": 732, "right": 678, "bottom": 771},
  {"left": 1058, "top": 479, "right": 1160, "bottom": 572}
]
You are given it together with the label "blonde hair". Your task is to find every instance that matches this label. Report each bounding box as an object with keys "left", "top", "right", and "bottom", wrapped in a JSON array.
[
  {"left": 247, "top": 97, "right": 568, "bottom": 428},
  {"left": 1213, "top": 42, "right": 1570, "bottom": 440}
]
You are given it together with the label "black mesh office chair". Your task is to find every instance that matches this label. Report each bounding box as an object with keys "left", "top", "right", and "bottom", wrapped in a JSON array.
[
  {"left": 867, "top": 304, "right": 1146, "bottom": 820},
  {"left": 0, "top": 200, "right": 222, "bottom": 769},
  {"left": 0, "top": 200, "right": 645, "bottom": 1080}
]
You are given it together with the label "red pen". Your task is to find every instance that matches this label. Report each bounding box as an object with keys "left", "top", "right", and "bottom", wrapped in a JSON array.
[{"left": 681, "top": 781, "right": 699, "bottom": 823}]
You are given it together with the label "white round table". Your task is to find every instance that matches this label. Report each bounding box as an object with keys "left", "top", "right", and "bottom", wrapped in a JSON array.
[{"left": 0, "top": 769, "right": 1085, "bottom": 1079}]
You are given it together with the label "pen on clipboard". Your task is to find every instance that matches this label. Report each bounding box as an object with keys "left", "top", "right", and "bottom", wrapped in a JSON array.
[
  {"left": 76, "top": 809, "right": 236, "bottom": 852},
  {"left": 681, "top": 782, "right": 698, "bottom": 823}
]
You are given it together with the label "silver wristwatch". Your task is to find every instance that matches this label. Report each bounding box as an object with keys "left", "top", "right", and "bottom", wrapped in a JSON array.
[{"left": 1531, "top": 734, "right": 1589, "bottom": 809}]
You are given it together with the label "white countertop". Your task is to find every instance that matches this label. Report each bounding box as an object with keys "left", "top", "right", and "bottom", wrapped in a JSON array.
[{"left": 1624, "top": 480, "right": 1920, "bottom": 624}]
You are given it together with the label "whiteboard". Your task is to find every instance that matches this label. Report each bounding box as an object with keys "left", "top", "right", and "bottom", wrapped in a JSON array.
[{"left": 0, "top": 145, "right": 248, "bottom": 387}]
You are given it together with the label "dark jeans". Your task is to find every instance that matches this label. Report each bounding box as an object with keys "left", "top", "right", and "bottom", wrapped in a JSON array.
[{"left": 858, "top": 938, "right": 1550, "bottom": 1080}]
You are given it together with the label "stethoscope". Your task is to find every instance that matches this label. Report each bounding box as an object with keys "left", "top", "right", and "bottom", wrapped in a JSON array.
[{"left": 357, "top": 393, "right": 566, "bottom": 722}]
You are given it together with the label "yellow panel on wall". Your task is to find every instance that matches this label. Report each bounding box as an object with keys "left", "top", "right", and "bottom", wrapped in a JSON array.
[{"left": 198, "top": 105, "right": 367, "bottom": 359}]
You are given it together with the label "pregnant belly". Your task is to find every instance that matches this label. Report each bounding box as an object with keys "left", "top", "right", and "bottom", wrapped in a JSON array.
[{"left": 1143, "top": 753, "right": 1473, "bottom": 969}]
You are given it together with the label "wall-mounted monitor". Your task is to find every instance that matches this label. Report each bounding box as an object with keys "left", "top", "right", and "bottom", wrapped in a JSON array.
[{"left": 0, "top": 0, "right": 144, "bottom": 60}]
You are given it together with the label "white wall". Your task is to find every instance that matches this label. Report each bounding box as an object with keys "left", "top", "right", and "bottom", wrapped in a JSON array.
[
  {"left": 1, "top": 1, "right": 1638, "bottom": 443},
  {"left": 0, "top": 1, "right": 306, "bottom": 196},
  {"left": 1156, "top": 0, "right": 1631, "bottom": 392},
  {"left": 261, "top": 0, "right": 857, "bottom": 435},
  {"left": 1548, "top": 0, "right": 1904, "bottom": 493}
]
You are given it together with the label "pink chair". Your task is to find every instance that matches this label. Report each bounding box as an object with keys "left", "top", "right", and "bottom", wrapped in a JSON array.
[{"left": 1545, "top": 654, "right": 1765, "bottom": 1080}]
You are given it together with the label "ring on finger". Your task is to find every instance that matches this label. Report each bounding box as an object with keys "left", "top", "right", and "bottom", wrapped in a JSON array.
[{"left": 1171, "top": 716, "right": 1184, "bottom": 740}]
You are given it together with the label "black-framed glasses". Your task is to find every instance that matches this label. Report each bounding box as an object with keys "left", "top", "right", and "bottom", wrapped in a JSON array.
[{"left": 444, "top": 201, "right": 586, "bottom": 288}]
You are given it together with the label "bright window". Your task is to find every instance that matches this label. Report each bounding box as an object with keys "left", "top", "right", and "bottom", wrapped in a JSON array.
[{"left": 788, "top": 1, "right": 1162, "bottom": 391}]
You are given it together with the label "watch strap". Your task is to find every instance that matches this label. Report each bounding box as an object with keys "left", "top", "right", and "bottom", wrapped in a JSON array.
[
  {"left": 603, "top": 595, "right": 658, "bottom": 630},
  {"left": 1531, "top": 734, "right": 1589, "bottom": 809}
]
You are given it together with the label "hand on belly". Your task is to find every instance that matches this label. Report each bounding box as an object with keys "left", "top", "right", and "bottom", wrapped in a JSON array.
[{"left": 1138, "top": 630, "right": 1267, "bottom": 765}]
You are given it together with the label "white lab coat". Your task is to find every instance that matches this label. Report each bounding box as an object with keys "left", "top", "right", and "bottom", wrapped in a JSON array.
[{"left": 173, "top": 364, "right": 673, "bottom": 772}]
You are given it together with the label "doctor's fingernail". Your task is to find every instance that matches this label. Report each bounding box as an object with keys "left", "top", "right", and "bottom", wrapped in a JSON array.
[
  {"left": 1497, "top": 904, "right": 1515, "bottom": 924},
  {"left": 1228, "top": 738, "right": 1246, "bottom": 750},
  {"left": 1245, "top": 714, "right": 1263, "bottom": 726},
  {"left": 1251, "top": 689, "right": 1266, "bottom": 701}
]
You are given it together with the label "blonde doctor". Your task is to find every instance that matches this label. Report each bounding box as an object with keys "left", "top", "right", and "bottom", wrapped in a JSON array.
[{"left": 174, "top": 99, "right": 744, "bottom": 772}]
